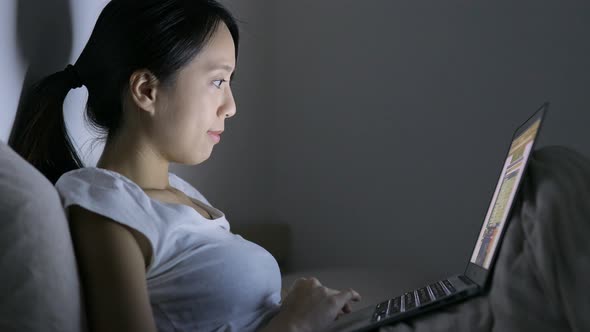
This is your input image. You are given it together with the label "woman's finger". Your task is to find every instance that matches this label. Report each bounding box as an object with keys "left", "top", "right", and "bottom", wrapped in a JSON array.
[
  {"left": 331, "top": 288, "right": 361, "bottom": 309},
  {"left": 343, "top": 303, "right": 352, "bottom": 313}
]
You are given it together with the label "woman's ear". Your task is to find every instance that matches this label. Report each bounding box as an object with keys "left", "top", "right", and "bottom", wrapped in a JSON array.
[{"left": 129, "top": 70, "right": 160, "bottom": 115}]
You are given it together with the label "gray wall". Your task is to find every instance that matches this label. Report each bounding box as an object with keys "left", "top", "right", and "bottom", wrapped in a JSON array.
[
  {"left": 2, "top": 1, "right": 589, "bottom": 284},
  {"left": 268, "top": 0, "right": 590, "bottom": 278},
  {"left": 269, "top": 1, "right": 590, "bottom": 278}
]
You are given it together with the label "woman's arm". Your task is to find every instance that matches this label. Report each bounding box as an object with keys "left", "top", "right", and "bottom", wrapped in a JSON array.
[{"left": 69, "top": 205, "right": 157, "bottom": 332}]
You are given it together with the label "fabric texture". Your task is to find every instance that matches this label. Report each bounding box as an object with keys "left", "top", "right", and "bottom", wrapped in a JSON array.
[
  {"left": 380, "top": 146, "right": 590, "bottom": 332},
  {"left": 0, "top": 142, "right": 86, "bottom": 332},
  {"left": 55, "top": 167, "right": 282, "bottom": 332}
]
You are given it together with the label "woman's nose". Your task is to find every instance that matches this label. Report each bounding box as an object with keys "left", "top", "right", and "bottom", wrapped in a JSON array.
[{"left": 219, "top": 87, "right": 236, "bottom": 118}]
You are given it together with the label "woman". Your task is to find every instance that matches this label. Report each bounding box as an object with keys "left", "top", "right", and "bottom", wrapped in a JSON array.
[{"left": 9, "top": 0, "right": 361, "bottom": 331}]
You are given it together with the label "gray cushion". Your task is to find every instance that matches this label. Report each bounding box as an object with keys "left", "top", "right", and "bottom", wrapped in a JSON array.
[{"left": 0, "top": 141, "right": 85, "bottom": 332}]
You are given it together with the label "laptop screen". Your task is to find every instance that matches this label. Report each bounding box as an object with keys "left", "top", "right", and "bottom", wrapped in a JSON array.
[{"left": 469, "top": 116, "right": 542, "bottom": 269}]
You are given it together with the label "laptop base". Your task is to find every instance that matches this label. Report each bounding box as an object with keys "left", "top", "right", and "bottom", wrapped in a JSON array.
[{"left": 327, "top": 274, "right": 480, "bottom": 332}]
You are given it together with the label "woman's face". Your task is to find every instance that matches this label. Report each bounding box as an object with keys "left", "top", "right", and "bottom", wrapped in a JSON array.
[{"left": 149, "top": 22, "right": 236, "bottom": 165}]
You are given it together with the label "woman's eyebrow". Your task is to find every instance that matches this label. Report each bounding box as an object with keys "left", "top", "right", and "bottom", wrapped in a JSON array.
[{"left": 207, "top": 63, "right": 235, "bottom": 73}]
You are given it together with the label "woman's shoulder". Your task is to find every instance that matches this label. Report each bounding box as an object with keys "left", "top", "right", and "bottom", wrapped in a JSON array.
[
  {"left": 55, "top": 167, "right": 105, "bottom": 187},
  {"left": 56, "top": 166, "right": 135, "bottom": 189},
  {"left": 58, "top": 168, "right": 197, "bottom": 197},
  {"left": 55, "top": 167, "right": 152, "bottom": 209},
  {"left": 56, "top": 168, "right": 161, "bottom": 272}
]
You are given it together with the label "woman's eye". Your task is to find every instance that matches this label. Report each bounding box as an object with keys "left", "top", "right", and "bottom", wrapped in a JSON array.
[{"left": 213, "top": 79, "right": 227, "bottom": 89}]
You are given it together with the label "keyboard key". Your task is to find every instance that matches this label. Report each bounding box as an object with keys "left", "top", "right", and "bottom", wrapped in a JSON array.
[
  {"left": 403, "top": 292, "right": 416, "bottom": 311},
  {"left": 372, "top": 299, "right": 388, "bottom": 321},
  {"left": 372, "top": 311, "right": 381, "bottom": 322},
  {"left": 375, "top": 300, "right": 389, "bottom": 315},
  {"left": 429, "top": 282, "right": 446, "bottom": 299},
  {"left": 442, "top": 280, "right": 456, "bottom": 293},
  {"left": 387, "top": 296, "right": 401, "bottom": 315},
  {"left": 374, "top": 314, "right": 382, "bottom": 322},
  {"left": 416, "top": 287, "right": 432, "bottom": 305}
]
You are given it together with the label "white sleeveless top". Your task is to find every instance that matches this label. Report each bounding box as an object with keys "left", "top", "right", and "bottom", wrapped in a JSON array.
[{"left": 55, "top": 167, "right": 282, "bottom": 332}]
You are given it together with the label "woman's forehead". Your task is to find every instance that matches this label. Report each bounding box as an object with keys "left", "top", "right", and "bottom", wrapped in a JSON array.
[{"left": 192, "top": 24, "right": 236, "bottom": 71}]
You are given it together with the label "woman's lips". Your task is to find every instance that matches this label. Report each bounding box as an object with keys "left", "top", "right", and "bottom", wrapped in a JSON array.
[{"left": 208, "top": 130, "right": 223, "bottom": 143}]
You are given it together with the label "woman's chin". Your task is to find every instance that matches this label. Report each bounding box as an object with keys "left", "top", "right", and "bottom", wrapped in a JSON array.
[
  {"left": 172, "top": 145, "right": 213, "bottom": 165},
  {"left": 188, "top": 150, "right": 212, "bottom": 165}
]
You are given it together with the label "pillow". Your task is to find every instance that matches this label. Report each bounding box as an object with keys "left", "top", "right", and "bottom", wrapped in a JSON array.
[{"left": 0, "top": 141, "right": 85, "bottom": 332}]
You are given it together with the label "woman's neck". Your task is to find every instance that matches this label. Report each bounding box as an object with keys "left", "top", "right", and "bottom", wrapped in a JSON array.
[{"left": 96, "top": 133, "right": 170, "bottom": 190}]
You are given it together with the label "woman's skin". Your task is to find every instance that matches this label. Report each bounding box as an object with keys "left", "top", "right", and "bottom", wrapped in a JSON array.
[{"left": 70, "top": 22, "right": 360, "bottom": 332}]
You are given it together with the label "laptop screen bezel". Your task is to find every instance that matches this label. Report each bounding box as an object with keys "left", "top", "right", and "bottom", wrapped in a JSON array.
[{"left": 464, "top": 102, "right": 548, "bottom": 288}]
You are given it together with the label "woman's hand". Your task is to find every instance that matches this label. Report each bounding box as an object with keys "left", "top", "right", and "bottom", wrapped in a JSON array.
[{"left": 268, "top": 277, "right": 362, "bottom": 332}]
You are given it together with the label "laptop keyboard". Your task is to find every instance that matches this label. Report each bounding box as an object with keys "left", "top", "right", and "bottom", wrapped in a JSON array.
[{"left": 371, "top": 279, "right": 456, "bottom": 322}]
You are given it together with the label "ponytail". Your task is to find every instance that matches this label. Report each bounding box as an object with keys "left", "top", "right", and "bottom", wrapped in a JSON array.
[{"left": 9, "top": 66, "right": 85, "bottom": 184}]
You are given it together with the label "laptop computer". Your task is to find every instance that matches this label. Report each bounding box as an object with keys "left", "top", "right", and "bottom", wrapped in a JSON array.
[{"left": 327, "top": 102, "right": 548, "bottom": 332}]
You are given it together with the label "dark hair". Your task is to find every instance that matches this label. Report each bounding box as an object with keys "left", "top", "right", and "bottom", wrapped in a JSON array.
[{"left": 9, "top": 0, "right": 239, "bottom": 184}]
